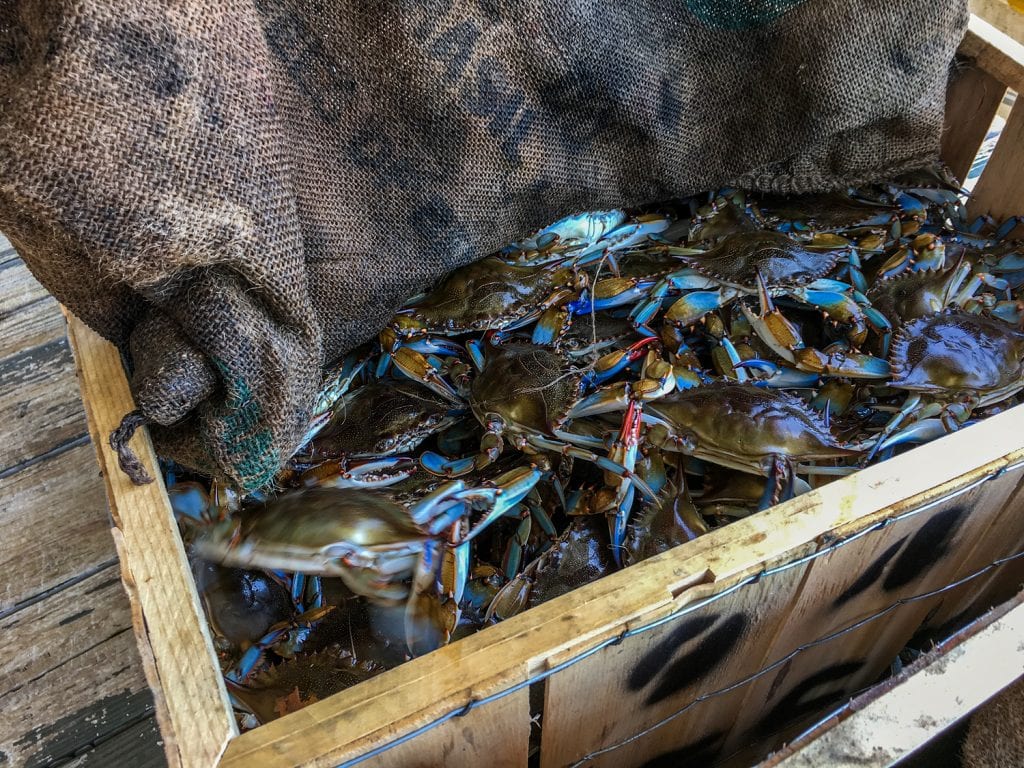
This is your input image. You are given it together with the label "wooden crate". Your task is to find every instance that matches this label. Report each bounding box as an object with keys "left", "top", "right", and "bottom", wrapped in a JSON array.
[{"left": 66, "top": 15, "right": 1024, "bottom": 768}]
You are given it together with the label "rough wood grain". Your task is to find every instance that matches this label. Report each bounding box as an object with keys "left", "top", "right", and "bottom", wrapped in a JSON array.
[
  {"left": 1, "top": 564, "right": 132, "bottom": 697},
  {"left": 65, "top": 716, "right": 167, "bottom": 768},
  {"left": 0, "top": 257, "right": 49, "bottom": 320},
  {"left": 960, "top": 15, "right": 1024, "bottom": 93},
  {"left": 65, "top": 314, "right": 235, "bottom": 768},
  {"left": 764, "top": 592, "right": 1024, "bottom": 768},
  {"left": 0, "top": 629, "right": 154, "bottom": 768},
  {"left": 0, "top": 442, "right": 114, "bottom": 612},
  {"left": 0, "top": 336, "right": 89, "bottom": 472},
  {"left": 0, "top": 293, "right": 65, "bottom": 361},
  {"left": 968, "top": 101, "right": 1024, "bottom": 221},
  {"left": 942, "top": 66, "right": 1005, "bottom": 181}
]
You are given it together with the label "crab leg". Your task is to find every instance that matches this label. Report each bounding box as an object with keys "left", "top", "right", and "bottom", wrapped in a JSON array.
[
  {"left": 404, "top": 539, "right": 458, "bottom": 656},
  {"left": 604, "top": 399, "right": 645, "bottom": 566},
  {"left": 742, "top": 272, "right": 889, "bottom": 379}
]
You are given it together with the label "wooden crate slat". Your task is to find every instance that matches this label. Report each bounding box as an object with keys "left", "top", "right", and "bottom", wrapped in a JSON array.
[
  {"left": 762, "top": 592, "right": 1024, "bottom": 768},
  {"left": 941, "top": 65, "right": 1005, "bottom": 181},
  {"left": 538, "top": 543, "right": 814, "bottom": 768},
  {"left": 65, "top": 314, "right": 234, "bottom": 768},
  {"left": 537, "top": 463, "right": 1024, "bottom": 767},
  {"left": 913, "top": 471, "right": 1024, "bottom": 633},
  {"left": 719, "top": 474, "right": 1022, "bottom": 759},
  {"left": 960, "top": 15, "right": 1024, "bottom": 94},
  {"left": 968, "top": 99, "right": 1024, "bottom": 221}
]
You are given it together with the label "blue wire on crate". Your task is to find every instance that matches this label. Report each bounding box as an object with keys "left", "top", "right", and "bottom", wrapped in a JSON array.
[{"left": 336, "top": 457, "right": 1024, "bottom": 768}]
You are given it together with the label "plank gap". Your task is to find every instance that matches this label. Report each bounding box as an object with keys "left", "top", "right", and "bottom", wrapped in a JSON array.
[
  {"left": 0, "top": 432, "right": 90, "bottom": 480},
  {"left": 1, "top": 626, "right": 135, "bottom": 699},
  {"left": 0, "top": 559, "right": 118, "bottom": 622}
]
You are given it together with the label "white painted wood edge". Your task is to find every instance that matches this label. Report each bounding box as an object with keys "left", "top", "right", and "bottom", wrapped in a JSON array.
[{"left": 761, "top": 591, "right": 1024, "bottom": 768}]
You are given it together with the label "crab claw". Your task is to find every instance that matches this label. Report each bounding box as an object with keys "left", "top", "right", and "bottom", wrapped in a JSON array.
[
  {"left": 791, "top": 347, "right": 890, "bottom": 379},
  {"left": 739, "top": 271, "right": 804, "bottom": 363},
  {"left": 392, "top": 347, "right": 462, "bottom": 403},
  {"left": 663, "top": 289, "right": 726, "bottom": 327},
  {"left": 405, "top": 541, "right": 459, "bottom": 656},
  {"left": 735, "top": 359, "right": 820, "bottom": 388},
  {"left": 585, "top": 336, "right": 660, "bottom": 386},
  {"left": 301, "top": 456, "right": 417, "bottom": 489},
  {"left": 458, "top": 466, "right": 543, "bottom": 542},
  {"left": 532, "top": 307, "right": 572, "bottom": 345}
]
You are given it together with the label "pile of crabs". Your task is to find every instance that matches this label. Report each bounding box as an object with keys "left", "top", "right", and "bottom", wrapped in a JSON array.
[{"left": 168, "top": 166, "right": 1024, "bottom": 726}]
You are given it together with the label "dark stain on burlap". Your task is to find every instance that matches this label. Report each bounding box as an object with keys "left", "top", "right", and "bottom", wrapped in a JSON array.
[{"left": 0, "top": 0, "right": 968, "bottom": 490}]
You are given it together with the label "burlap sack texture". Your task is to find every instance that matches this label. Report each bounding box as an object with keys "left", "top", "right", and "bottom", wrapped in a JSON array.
[{"left": 0, "top": 0, "right": 968, "bottom": 492}]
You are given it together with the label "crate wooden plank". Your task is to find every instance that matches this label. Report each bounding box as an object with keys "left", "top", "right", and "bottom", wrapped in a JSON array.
[
  {"left": 535, "top": 465, "right": 1024, "bottom": 768},
  {"left": 65, "top": 715, "right": 167, "bottom": 768},
  {"left": 941, "top": 65, "right": 1005, "bottom": 181},
  {"left": 969, "top": 100, "right": 1024, "bottom": 221},
  {"left": 913, "top": 471, "right": 1024, "bottom": 634},
  {"left": 538, "top": 546, "right": 814, "bottom": 768},
  {"left": 0, "top": 442, "right": 114, "bottom": 611},
  {"left": 1, "top": 564, "right": 132, "bottom": 696},
  {"left": 721, "top": 470, "right": 1024, "bottom": 760},
  {"left": 65, "top": 314, "right": 235, "bottom": 768},
  {"left": 960, "top": 15, "right": 1024, "bottom": 93},
  {"left": 763, "top": 592, "right": 1024, "bottom": 768},
  {"left": 0, "top": 336, "right": 89, "bottom": 472},
  {"left": 0, "top": 628, "right": 154, "bottom": 768}
]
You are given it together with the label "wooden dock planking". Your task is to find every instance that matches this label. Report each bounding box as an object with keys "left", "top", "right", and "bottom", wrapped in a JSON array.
[{"left": 0, "top": 235, "right": 164, "bottom": 767}]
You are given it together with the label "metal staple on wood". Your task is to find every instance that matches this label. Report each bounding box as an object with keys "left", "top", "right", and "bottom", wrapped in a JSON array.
[{"left": 333, "top": 457, "right": 1024, "bottom": 768}]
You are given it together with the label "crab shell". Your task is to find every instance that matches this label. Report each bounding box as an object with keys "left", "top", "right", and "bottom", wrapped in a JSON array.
[
  {"left": 194, "top": 564, "right": 293, "bottom": 647},
  {"left": 527, "top": 515, "right": 614, "bottom": 609},
  {"left": 675, "top": 231, "right": 839, "bottom": 290},
  {"left": 194, "top": 487, "right": 429, "bottom": 601},
  {"left": 399, "top": 257, "right": 581, "bottom": 333},
  {"left": 646, "top": 383, "right": 860, "bottom": 475},
  {"left": 889, "top": 312, "right": 1024, "bottom": 401},
  {"left": 469, "top": 343, "right": 583, "bottom": 434},
  {"left": 308, "top": 380, "right": 454, "bottom": 458},
  {"left": 231, "top": 648, "right": 385, "bottom": 724},
  {"left": 866, "top": 265, "right": 961, "bottom": 325}
]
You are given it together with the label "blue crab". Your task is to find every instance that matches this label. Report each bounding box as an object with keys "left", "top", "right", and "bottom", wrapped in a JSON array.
[
  {"left": 195, "top": 467, "right": 541, "bottom": 654},
  {"left": 645, "top": 383, "right": 864, "bottom": 507},
  {"left": 870, "top": 311, "right": 1024, "bottom": 456}
]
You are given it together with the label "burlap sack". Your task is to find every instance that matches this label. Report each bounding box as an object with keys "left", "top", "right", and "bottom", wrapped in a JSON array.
[{"left": 0, "top": 0, "right": 968, "bottom": 491}]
